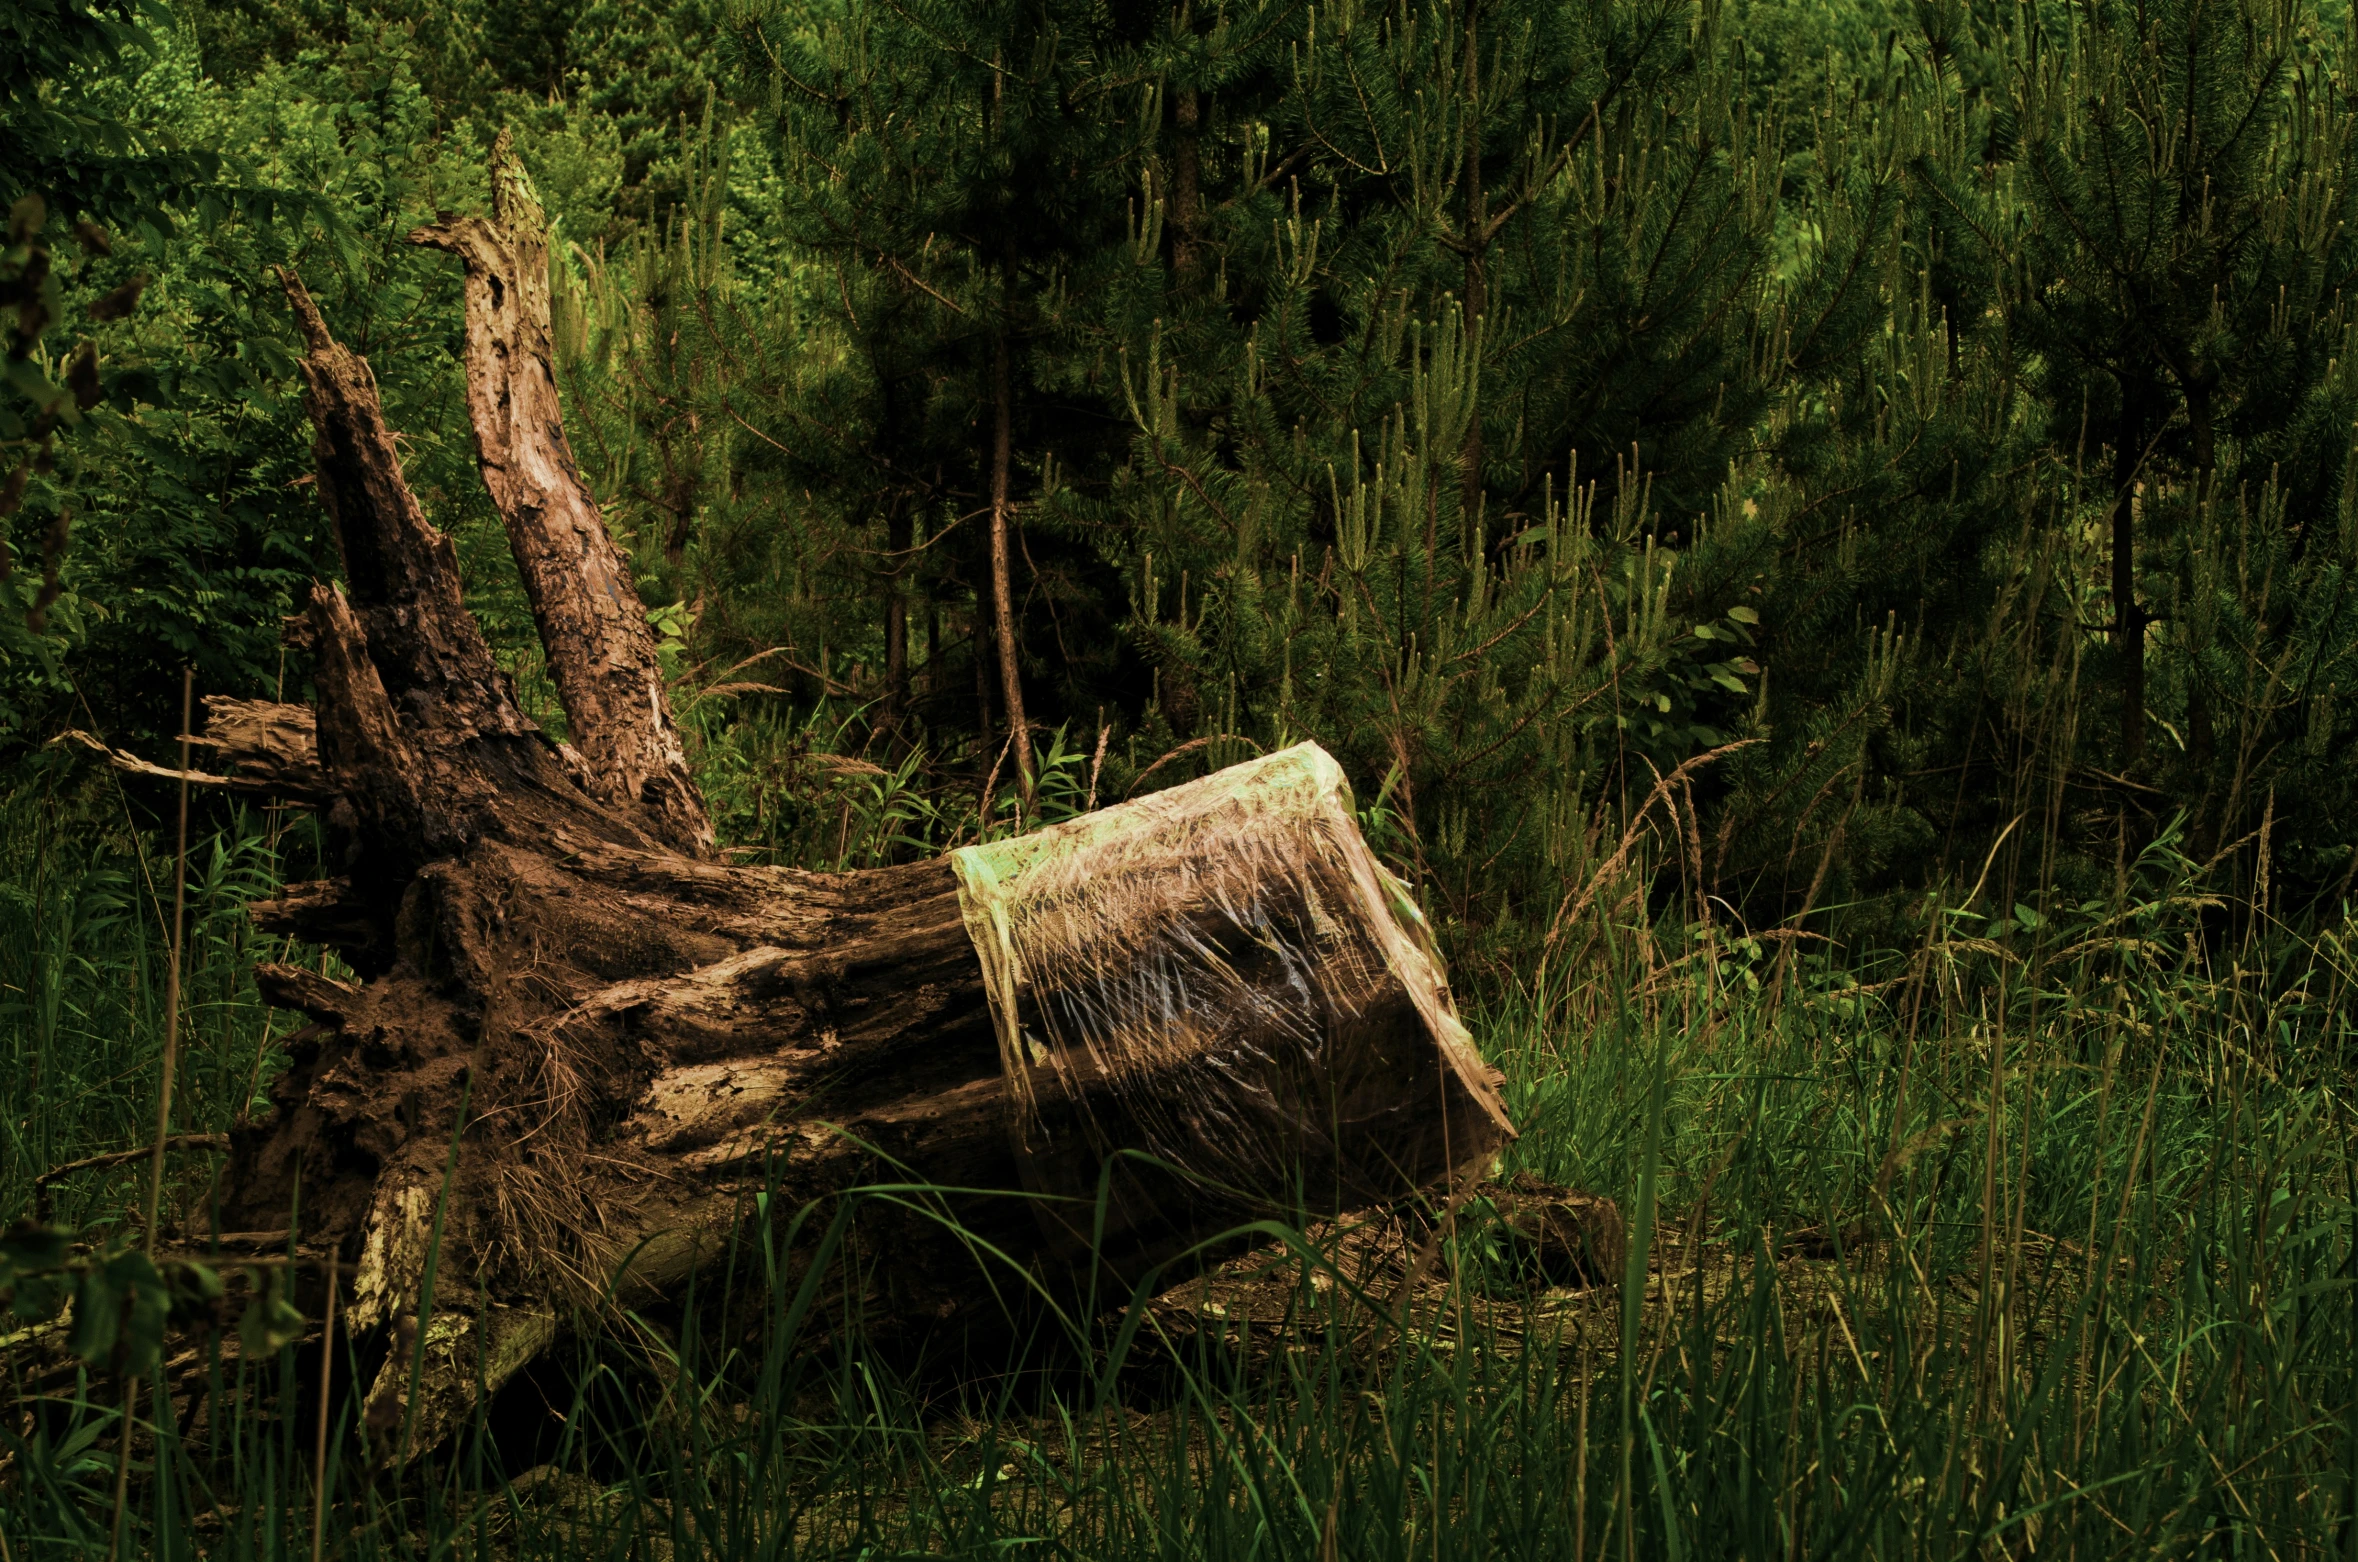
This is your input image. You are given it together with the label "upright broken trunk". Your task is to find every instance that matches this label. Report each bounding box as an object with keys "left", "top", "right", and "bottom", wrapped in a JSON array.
[
  {"left": 207, "top": 144, "right": 1512, "bottom": 1456},
  {"left": 409, "top": 131, "right": 711, "bottom": 859}
]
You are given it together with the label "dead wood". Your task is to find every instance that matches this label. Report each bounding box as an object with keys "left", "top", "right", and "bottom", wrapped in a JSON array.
[
  {"left": 1478, "top": 1172, "right": 1627, "bottom": 1289},
  {"left": 189, "top": 696, "right": 327, "bottom": 797},
  {"left": 55, "top": 697, "right": 324, "bottom": 802},
  {"left": 164, "top": 157, "right": 1518, "bottom": 1462},
  {"left": 409, "top": 131, "right": 710, "bottom": 858}
]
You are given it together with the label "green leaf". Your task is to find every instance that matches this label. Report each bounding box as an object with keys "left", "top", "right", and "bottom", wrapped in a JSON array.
[
  {"left": 5, "top": 357, "right": 65, "bottom": 409},
  {"left": 68, "top": 1264, "right": 120, "bottom": 1363},
  {"left": 11, "top": 1272, "right": 64, "bottom": 1322},
  {"left": 116, "top": 1253, "right": 171, "bottom": 1375},
  {"left": 164, "top": 1258, "right": 224, "bottom": 1309},
  {"left": 1726, "top": 605, "right": 1760, "bottom": 625},
  {"left": 0, "top": 1220, "right": 72, "bottom": 1270},
  {"left": 239, "top": 1273, "right": 306, "bottom": 1356}
]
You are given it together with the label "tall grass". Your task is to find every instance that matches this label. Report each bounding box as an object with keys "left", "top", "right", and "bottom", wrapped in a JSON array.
[
  {"left": 0, "top": 776, "right": 310, "bottom": 1235},
  {"left": 2, "top": 779, "right": 2353, "bottom": 1558}
]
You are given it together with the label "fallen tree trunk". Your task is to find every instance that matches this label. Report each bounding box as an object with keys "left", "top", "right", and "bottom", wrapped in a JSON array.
[{"left": 196, "top": 141, "right": 1513, "bottom": 1456}]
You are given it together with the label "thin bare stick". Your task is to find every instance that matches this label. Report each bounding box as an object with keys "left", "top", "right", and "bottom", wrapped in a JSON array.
[
  {"left": 976, "top": 728, "right": 1015, "bottom": 836},
  {"left": 106, "top": 1380, "right": 136, "bottom": 1561},
  {"left": 1084, "top": 716, "right": 1110, "bottom": 814},
  {"left": 989, "top": 316, "right": 1034, "bottom": 811},
  {"left": 35, "top": 1133, "right": 228, "bottom": 1224},
  {"left": 309, "top": 1268, "right": 339, "bottom": 1562},
  {"left": 113, "top": 667, "right": 193, "bottom": 1561},
  {"left": 143, "top": 665, "right": 197, "bottom": 1245}
]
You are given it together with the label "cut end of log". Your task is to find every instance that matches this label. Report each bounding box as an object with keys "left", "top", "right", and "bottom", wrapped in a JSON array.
[{"left": 955, "top": 741, "right": 1514, "bottom": 1258}]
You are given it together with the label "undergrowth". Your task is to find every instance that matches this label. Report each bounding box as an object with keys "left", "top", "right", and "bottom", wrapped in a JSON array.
[{"left": 0, "top": 787, "right": 2353, "bottom": 1559}]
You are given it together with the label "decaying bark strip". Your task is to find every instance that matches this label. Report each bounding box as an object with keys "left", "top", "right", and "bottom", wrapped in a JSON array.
[
  {"left": 190, "top": 697, "right": 327, "bottom": 797},
  {"left": 57, "top": 696, "right": 326, "bottom": 801},
  {"left": 134, "top": 149, "right": 1522, "bottom": 1461}
]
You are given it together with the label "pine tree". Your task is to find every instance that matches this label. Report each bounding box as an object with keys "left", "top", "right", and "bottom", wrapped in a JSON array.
[
  {"left": 721, "top": 1, "right": 1191, "bottom": 814},
  {"left": 1926, "top": 0, "right": 2358, "bottom": 888},
  {"left": 525, "top": 0, "right": 2358, "bottom": 930},
  {"left": 1992, "top": 0, "right": 2358, "bottom": 772},
  {"left": 1083, "top": 0, "right": 1834, "bottom": 932}
]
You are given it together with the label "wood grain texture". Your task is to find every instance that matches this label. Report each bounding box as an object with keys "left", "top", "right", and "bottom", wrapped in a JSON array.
[{"left": 408, "top": 131, "right": 711, "bottom": 857}]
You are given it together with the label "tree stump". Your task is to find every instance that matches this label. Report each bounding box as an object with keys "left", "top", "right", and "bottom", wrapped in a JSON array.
[{"left": 183, "top": 138, "right": 1513, "bottom": 1455}]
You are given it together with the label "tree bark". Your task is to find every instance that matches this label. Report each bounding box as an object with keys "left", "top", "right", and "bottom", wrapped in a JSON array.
[
  {"left": 188, "top": 235, "right": 1511, "bottom": 1459},
  {"left": 58, "top": 696, "right": 327, "bottom": 801},
  {"left": 989, "top": 319, "right": 1033, "bottom": 810},
  {"left": 2184, "top": 375, "right": 2218, "bottom": 855},
  {"left": 2112, "top": 387, "right": 2148, "bottom": 772},
  {"left": 877, "top": 368, "right": 912, "bottom": 732},
  {"left": 884, "top": 491, "right": 911, "bottom": 729},
  {"left": 409, "top": 132, "right": 712, "bottom": 859},
  {"left": 236, "top": 270, "right": 1033, "bottom": 1454}
]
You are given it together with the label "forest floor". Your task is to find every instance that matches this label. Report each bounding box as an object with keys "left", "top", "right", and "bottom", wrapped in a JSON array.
[{"left": 0, "top": 804, "right": 2350, "bottom": 1558}]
